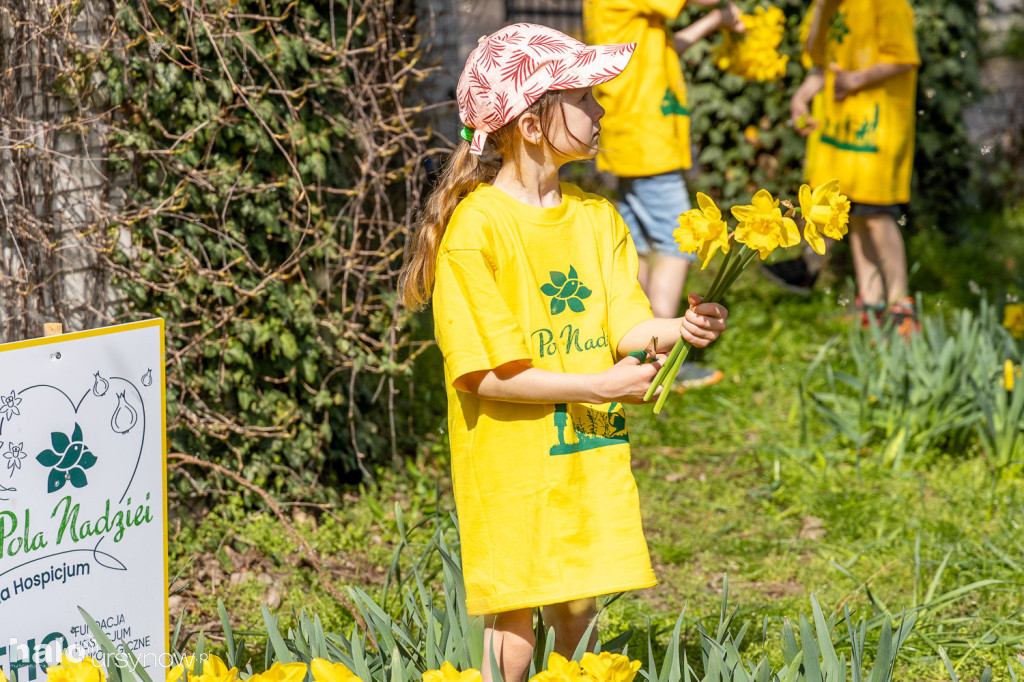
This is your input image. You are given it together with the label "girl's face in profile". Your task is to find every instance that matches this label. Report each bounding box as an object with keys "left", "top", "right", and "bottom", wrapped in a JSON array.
[{"left": 548, "top": 87, "right": 605, "bottom": 162}]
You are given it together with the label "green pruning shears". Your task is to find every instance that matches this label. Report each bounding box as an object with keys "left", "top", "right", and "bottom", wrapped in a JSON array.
[{"left": 628, "top": 336, "right": 658, "bottom": 364}]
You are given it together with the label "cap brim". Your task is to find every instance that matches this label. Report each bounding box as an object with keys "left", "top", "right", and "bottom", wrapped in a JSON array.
[{"left": 553, "top": 42, "right": 637, "bottom": 90}]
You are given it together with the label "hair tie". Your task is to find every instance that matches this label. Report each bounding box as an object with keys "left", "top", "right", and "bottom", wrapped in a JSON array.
[{"left": 460, "top": 125, "right": 475, "bottom": 142}]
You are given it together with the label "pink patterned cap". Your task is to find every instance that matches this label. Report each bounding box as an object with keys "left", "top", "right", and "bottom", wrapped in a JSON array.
[{"left": 457, "top": 23, "right": 636, "bottom": 155}]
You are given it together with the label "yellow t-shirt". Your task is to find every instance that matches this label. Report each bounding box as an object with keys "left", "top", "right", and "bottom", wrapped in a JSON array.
[
  {"left": 804, "top": 0, "right": 920, "bottom": 204},
  {"left": 432, "top": 183, "right": 658, "bottom": 615},
  {"left": 584, "top": 0, "right": 691, "bottom": 177}
]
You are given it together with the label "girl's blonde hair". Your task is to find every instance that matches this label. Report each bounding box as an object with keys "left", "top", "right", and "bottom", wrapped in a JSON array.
[{"left": 400, "top": 90, "right": 583, "bottom": 311}]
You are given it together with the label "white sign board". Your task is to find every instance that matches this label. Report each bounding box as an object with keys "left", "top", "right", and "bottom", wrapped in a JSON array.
[{"left": 0, "top": 320, "right": 168, "bottom": 677}]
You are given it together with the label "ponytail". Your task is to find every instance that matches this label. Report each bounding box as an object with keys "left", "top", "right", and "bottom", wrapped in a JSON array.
[
  {"left": 400, "top": 141, "right": 499, "bottom": 311},
  {"left": 400, "top": 91, "right": 568, "bottom": 311}
]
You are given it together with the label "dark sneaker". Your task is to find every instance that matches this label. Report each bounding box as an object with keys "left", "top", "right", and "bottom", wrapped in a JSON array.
[
  {"left": 760, "top": 258, "right": 818, "bottom": 295},
  {"left": 674, "top": 362, "right": 724, "bottom": 392}
]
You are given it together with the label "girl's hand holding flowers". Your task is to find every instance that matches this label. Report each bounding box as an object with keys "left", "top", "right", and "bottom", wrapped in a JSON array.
[{"left": 680, "top": 294, "right": 729, "bottom": 347}]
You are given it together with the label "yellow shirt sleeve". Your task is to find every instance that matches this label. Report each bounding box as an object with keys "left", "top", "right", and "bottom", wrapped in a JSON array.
[
  {"left": 433, "top": 217, "right": 533, "bottom": 384},
  {"left": 876, "top": 0, "right": 920, "bottom": 66},
  {"left": 638, "top": 0, "right": 686, "bottom": 19}
]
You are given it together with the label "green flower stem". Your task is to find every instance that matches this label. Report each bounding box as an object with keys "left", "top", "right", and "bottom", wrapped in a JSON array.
[
  {"left": 648, "top": 245, "right": 760, "bottom": 414},
  {"left": 644, "top": 244, "right": 743, "bottom": 401},
  {"left": 652, "top": 339, "right": 693, "bottom": 413}
]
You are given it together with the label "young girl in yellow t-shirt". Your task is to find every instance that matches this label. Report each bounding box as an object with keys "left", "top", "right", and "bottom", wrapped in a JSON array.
[{"left": 400, "top": 23, "right": 728, "bottom": 682}]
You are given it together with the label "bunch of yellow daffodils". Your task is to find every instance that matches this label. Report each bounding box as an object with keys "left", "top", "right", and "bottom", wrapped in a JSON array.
[
  {"left": 644, "top": 180, "right": 850, "bottom": 413},
  {"left": 713, "top": 6, "right": 789, "bottom": 82}
]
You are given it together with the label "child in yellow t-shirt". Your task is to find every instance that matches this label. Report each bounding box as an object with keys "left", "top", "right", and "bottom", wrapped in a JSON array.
[
  {"left": 582, "top": 0, "right": 744, "bottom": 388},
  {"left": 763, "top": 0, "right": 920, "bottom": 329},
  {"left": 400, "top": 23, "right": 728, "bottom": 682}
]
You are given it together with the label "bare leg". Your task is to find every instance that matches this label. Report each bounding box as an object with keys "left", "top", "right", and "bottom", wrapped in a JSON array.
[
  {"left": 482, "top": 609, "right": 536, "bottom": 682},
  {"left": 637, "top": 255, "right": 689, "bottom": 318},
  {"left": 542, "top": 598, "right": 598, "bottom": 659},
  {"left": 848, "top": 214, "right": 908, "bottom": 306}
]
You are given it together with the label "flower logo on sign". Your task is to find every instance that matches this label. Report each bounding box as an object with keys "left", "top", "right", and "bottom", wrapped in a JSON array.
[{"left": 36, "top": 422, "right": 98, "bottom": 493}]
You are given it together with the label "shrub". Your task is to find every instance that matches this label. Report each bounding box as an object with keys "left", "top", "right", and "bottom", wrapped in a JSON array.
[{"left": 97, "top": 0, "right": 431, "bottom": 498}]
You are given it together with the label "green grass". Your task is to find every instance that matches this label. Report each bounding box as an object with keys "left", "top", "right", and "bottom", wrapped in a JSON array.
[{"left": 168, "top": 210, "right": 1024, "bottom": 680}]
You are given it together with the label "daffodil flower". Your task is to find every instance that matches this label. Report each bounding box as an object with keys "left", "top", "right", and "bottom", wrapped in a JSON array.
[
  {"left": 247, "top": 662, "right": 309, "bottom": 682},
  {"left": 713, "top": 6, "right": 788, "bottom": 81},
  {"left": 1004, "top": 359, "right": 1021, "bottom": 392},
  {"left": 579, "top": 652, "right": 642, "bottom": 682},
  {"left": 1004, "top": 302, "right": 1024, "bottom": 340},
  {"left": 193, "top": 656, "right": 239, "bottom": 682},
  {"left": 731, "top": 189, "right": 800, "bottom": 259},
  {"left": 311, "top": 659, "right": 362, "bottom": 682},
  {"left": 799, "top": 179, "right": 850, "bottom": 255},
  {"left": 423, "top": 662, "right": 482, "bottom": 682},
  {"left": 46, "top": 654, "right": 106, "bottom": 682},
  {"left": 166, "top": 655, "right": 196, "bottom": 682},
  {"left": 674, "top": 193, "right": 730, "bottom": 269},
  {"left": 528, "top": 653, "right": 584, "bottom": 682}
]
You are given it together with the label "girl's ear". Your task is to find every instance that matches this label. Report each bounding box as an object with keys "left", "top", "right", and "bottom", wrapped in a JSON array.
[{"left": 517, "top": 112, "right": 545, "bottom": 147}]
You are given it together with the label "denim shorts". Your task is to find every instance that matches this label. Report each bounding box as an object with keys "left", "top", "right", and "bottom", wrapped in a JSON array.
[{"left": 618, "top": 172, "right": 696, "bottom": 260}]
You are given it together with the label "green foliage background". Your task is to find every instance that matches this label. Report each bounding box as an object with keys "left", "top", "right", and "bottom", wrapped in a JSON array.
[
  {"left": 677, "top": 0, "right": 983, "bottom": 233},
  {"left": 97, "top": 0, "right": 429, "bottom": 500}
]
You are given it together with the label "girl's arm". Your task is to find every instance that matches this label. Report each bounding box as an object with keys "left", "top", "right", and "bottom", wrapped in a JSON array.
[
  {"left": 673, "top": 2, "right": 744, "bottom": 52},
  {"left": 791, "top": 67, "right": 825, "bottom": 135},
  {"left": 456, "top": 357, "right": 665, "bottom": 405},
  {"left": 829, "top": 61, "right": 916, "bottom": 101}
]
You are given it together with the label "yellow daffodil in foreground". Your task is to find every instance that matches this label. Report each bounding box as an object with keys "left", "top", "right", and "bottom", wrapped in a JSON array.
[
  {"left": 167, "top": 656, "right": 196, "bottom": 682},
  {"left": 1, "top": 666, "right": 7, "bottom": 682},
  {"left": 1004, "top": 302, "right": 1024, "bottom": 339},
  {"left": 674, "top": 193, "right": 730, "bottom": 268},
  {"left": 731, "top": 189, "right": 800, "bottom": 259},
  {"left": 528, "top": 653, "right": 584, "bottom": 682},
  {"left": 799, "top": 179, "right": 850, "bottom": 255},
  {"left": 247, "top": 662, "right": 309, "bottom": 682},
  {"left": 46, "top": 655, "right": 106, "bottom": 682},
  {"left": 193, "top": 656, "right": 239, "bottom": 682},
  {"left": 422, "top": 662, "right": 482, "bottom": 682},
  {"left": 311, "top": 659, "right": 362, "bottom": 682},
  {"left": 579, "top": 652, "right": 641, "bottom": 682}
]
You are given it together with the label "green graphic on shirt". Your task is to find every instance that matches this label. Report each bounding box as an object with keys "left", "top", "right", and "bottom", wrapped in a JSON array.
[
  {"left": 660, "top": 89, "right": 690, "bottom": 117},
  {"left": 549, "top": 402, "right": 628, "bottom": 456},
  {"left": 828, "top": 11, "right": 850, "bottom": 44},
  {"left": 541, "top": 266, "right": 592, "bottom": 315},
  {"left": 820, "top": 103, "right": 880, "bottom": 153}
]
